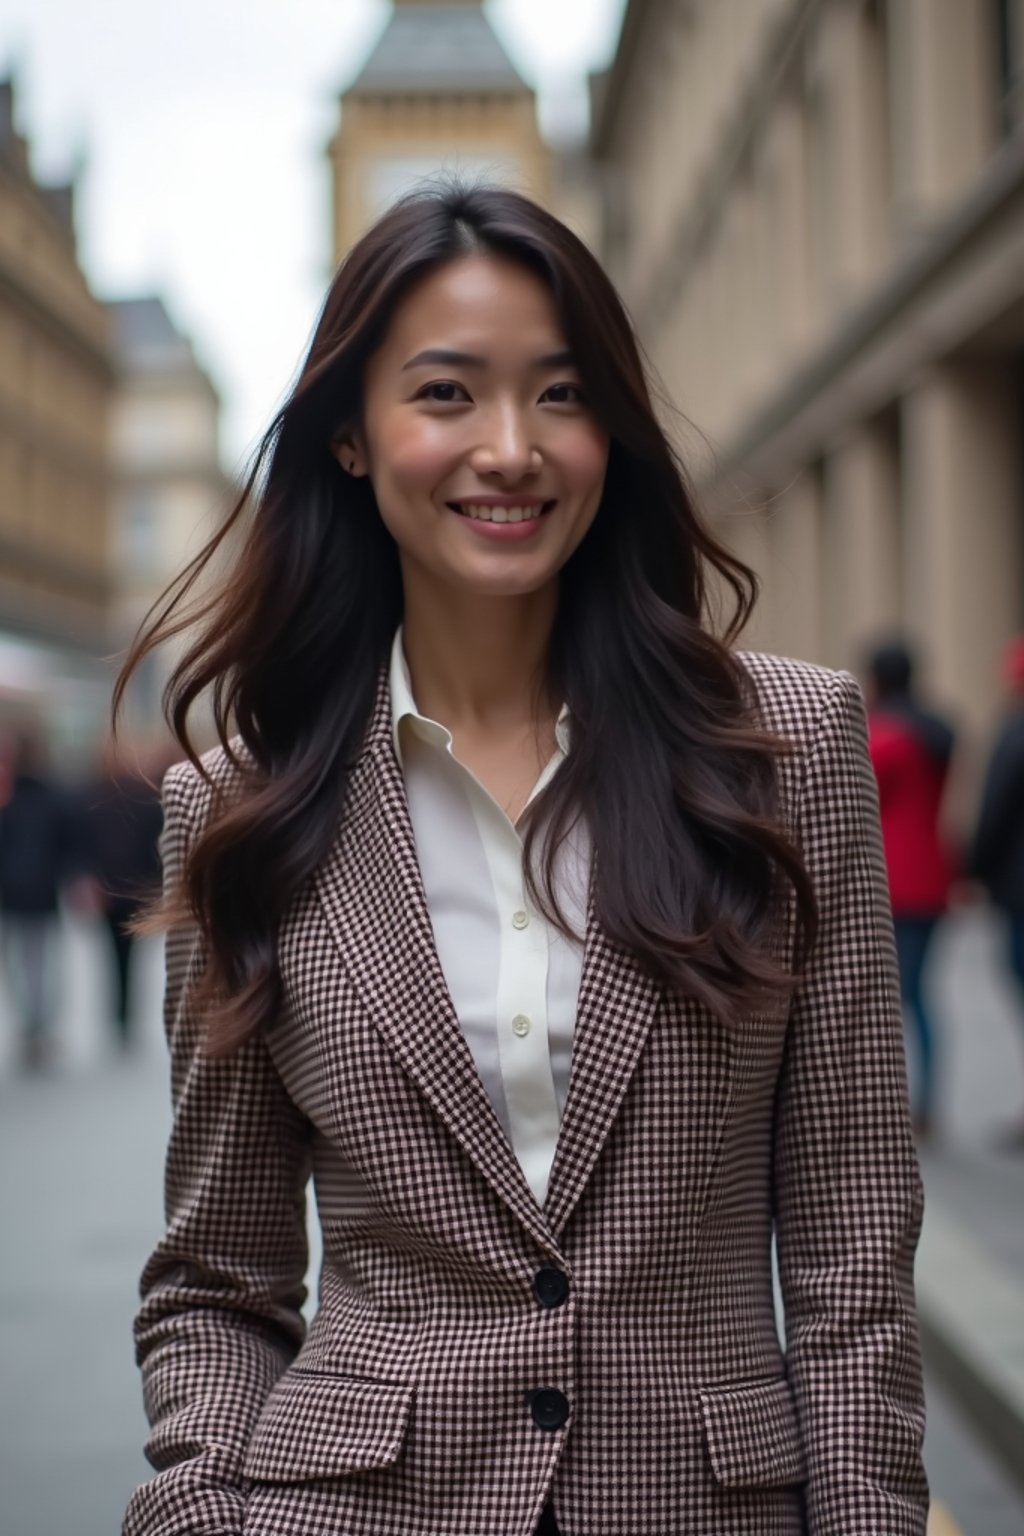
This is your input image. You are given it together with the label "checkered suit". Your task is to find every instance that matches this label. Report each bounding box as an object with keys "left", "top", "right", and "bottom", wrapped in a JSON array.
[{"left": 124, "top": 652, "right": 928, "bottom": 1536}]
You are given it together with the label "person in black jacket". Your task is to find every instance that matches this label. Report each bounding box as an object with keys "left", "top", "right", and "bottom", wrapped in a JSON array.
[
  {"left": 0, "top": 728, "right": 78, "bottom": 1069},
  {"left": 76, "top": 747, "right": 164, "bottom": 1051},
  {"left": 969, "top": 636, "right": 1024, "bottom": 1145}
]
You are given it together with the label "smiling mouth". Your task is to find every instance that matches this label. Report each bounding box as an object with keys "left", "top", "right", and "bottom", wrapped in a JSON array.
[{"left": 447, "top": 501, "right": 556, "bottom": 524}]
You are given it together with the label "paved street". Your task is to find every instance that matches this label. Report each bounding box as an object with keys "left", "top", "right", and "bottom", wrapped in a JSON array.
[{"left": 0, "top": 908, "right": 1023, "bottom": 1535}]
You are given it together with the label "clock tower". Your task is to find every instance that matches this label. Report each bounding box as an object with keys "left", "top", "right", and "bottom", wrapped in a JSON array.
[{"left": 327, "top": 0, "right": 550, "bottom": 261}]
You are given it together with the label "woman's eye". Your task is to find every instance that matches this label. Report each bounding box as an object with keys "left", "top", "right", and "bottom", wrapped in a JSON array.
[
  {"left": 418, "top": 381, "right": 468, "bottom": 403},
  {"left": 542, "top": 383, "right": 585, "bottom": 405}
]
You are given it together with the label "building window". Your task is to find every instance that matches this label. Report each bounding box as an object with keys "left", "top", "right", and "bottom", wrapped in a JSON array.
[{"left": 125, "top": 493, "right": 160, "bottom": 576}]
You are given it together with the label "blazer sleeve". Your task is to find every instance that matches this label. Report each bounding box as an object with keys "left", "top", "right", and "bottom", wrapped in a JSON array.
[
  {"left": 772, "top": 672, "right": 928, "bottom": 1536},
  {"left": 123, "top": 761, "right": 313, "bottom": 1536}
]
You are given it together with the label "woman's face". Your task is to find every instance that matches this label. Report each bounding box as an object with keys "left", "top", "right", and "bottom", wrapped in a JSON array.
[{"left": 341, "top": 253, "right": 610, "bottom": 602}]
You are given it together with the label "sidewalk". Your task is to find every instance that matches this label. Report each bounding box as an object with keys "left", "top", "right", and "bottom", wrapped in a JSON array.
[
  {"left": 913, "top": 910, "right": 1024, "bottom": 1492},
  {"left": 0, "top": 920, "right": 170, "bottom": 1536}
]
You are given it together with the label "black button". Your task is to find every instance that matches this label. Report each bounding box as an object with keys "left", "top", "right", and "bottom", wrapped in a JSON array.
[
  {"left": 529, "top": 1388, "right": 571, "bottom": 1431},
  {"left": 533, "top": 1267, "right": 570, "bottom": 1309}
]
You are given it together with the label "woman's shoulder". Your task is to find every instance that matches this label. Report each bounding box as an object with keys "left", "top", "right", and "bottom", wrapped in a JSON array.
[
  {"left": 161, "top": 739, "right": 250, "bottom": 833},
  {"left": 733, "top": 649, "right": 865, "bottom": 754}
]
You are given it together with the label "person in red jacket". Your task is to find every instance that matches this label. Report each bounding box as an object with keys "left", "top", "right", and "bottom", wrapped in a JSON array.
[{"left": 866, "top": 642, "right": 956, "bottom": 1137}]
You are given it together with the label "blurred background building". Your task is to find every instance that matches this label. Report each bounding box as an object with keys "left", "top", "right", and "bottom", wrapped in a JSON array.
[
  {"left": 328, "top": 0, "right": 551, "bottom": 259},
  {"left": 5, "top": 0, "right": 1023, "bottom": 751},
  {"left": 589, "top": 0, "right": 1024, "bottom": 735},
  {"left": 108, "top": 296, "right": 228, "bottom": 741},
  {"left": 0, "top": 76, "right": 228, "bottom": 767},
  {"left": 0, "top": 76, "right": 114, "bottom": 757}
]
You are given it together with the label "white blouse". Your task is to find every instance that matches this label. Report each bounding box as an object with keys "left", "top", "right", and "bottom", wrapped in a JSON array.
[{"left": 389, "top": 629, "right": 589, "bottom": 1205}]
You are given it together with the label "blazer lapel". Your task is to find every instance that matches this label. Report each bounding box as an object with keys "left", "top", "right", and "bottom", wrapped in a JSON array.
[
  {"left": 543, "top": 880, "right": 663, "bottom": 1238},
  {"left": 313, "top": 678, "right": 554, "bottom": 1252}
]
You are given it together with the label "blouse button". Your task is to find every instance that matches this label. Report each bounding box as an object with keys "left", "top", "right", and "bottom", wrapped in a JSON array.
[
  {"left": 512, "top": 909, "right": 529, "bottom": 930},
  {"left": 512, "top": 1014, "right": 531, "bottom": 1038}
]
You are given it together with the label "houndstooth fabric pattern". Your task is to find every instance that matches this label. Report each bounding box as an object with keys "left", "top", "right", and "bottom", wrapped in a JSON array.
[{"left": 123, "top": 652, "right": 928, "bottom": 1536}]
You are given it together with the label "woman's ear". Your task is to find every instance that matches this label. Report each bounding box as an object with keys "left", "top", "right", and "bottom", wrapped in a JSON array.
[{"left": 331, "top": 432, "right": 369, "bottom": 478}]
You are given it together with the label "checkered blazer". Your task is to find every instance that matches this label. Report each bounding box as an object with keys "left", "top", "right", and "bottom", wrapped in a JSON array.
[{"left": 124, "top": 651, "right": 928, "bottom": 1536}]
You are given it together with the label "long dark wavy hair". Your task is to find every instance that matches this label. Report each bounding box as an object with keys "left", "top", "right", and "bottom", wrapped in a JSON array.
[{"left": 116, "top": 182, "right": 816, "bottom": 1056}]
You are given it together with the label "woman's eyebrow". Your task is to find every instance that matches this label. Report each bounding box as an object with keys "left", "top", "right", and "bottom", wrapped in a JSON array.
[
  {"left": 536, "top": 349, "right": 575, "bottom": 369},
  {"left": 402, "top": 348, "right": 486, "bottom": 371},
  {"left": 401, "top": 347, "right": 576, "bottom": 371}
]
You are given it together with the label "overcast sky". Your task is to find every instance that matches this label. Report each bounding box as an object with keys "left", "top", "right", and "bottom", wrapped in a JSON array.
[{"left": 2, "top": 0, "right": 627, "bottom": 463}]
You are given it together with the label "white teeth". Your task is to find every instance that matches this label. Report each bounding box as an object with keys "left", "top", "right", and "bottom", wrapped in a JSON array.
[{"left": 456, "top": 504, "right": 545, "bottom": 523}]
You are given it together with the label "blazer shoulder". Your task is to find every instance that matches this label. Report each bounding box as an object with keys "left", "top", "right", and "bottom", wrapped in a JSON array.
[
  {"left": 734, "top": 649, "right": 864, "bottom": 756},
  {"left": 161, "top": 739, "right": 248, "bottom": 839}
]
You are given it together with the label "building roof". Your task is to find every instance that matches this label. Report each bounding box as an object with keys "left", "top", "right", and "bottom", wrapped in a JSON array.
[
  {"left": 0, "top": 77, "right": 77, "bottom": 241},
  {"left": 349, "top": 1, "right": 526, "bottom": 97},
  {"left": 107, "top": 297, "right": 201, "bottom": 375}
]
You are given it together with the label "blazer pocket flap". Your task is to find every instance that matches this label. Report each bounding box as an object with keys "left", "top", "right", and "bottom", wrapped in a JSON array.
[
  {"left": 243, "top": 1372, "right": 414, "bottom": 1483},
  {"left": 698, "top": 1377, "right": 806, "bottom": 1489}
]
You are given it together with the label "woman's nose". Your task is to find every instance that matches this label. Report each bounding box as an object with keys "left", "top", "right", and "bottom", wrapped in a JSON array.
[{"left": 470, "top": 408, "right": 541, "bottom": 479}]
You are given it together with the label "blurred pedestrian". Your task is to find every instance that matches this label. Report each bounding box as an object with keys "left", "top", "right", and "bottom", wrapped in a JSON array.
[
  {"left": 76, "top": 744, "right": 164, "bottom": 1051},
  {"left": 866, "top": 641, "right": 956, "bottom": 1138},
  {"left": 968, "top": 635, "right": 1024, "bottom": 1147},
  {"left": 0, "top": 726, "right": 77, "bottom": 1070}
]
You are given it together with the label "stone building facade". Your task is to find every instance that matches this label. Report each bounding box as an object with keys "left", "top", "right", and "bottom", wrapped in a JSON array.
[
  {"left": 328, "top": 0, "right": 550, "bottom": 261},
  {"left": 590, "top": 0, "right": 1024, "bottom": 732},
  {"left": 107, "top": 297, "right": 229, "bottom": 738},
  {"left": 0, "top": 77, "right": 114, "bottom": 746}
]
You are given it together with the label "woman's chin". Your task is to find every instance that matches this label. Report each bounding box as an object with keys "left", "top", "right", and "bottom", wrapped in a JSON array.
[
  {"left": 420, "top": 550, "right": 560, "bottom": 601},
  {"left": 454, "top": 568, "right": 557, "bottom": 601}
]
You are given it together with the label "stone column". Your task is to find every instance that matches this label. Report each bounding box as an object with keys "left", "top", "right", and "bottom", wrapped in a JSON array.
[
  {"left": 681, "top": 254, "right": 715, "bottom": 452},
  {"left": 704, "top": 227, "right": 731, "bottom": 440},
  {"left": 888, "top": 0, "right": 996, "bottom": 234},
  {"left": 764, "top": 468, "right": 824, "bottom": 662},
  {"left": 900, "top": 361, "right": 1023, "bottom": 730},
  {"left": 721, "top": 173, "right": 758, "bottom": 437},
  {"left": 816, "top": 0, "right": 891, "bottom": 305},
  {"left": 719, "top": 495, "right": 775, "bottom": 655},
  {"left": 765, "top": 92, "right": 816, "bottom": 370},
  {"left": 748, "top": 135, "right": 776, "bottom": 410},
  {"left": 822, "top": 415, "right": 902, "bottom": 672},
  {"left": 1004, "top": 0, "right": 1024, "bottom": 132}
]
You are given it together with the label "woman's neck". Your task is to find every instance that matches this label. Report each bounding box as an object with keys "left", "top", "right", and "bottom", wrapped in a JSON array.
[{"left": 400, "top": 578, "right": 559, "bottom": 737}]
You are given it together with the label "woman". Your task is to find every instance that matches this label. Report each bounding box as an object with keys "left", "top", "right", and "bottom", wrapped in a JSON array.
[{"left": 119, "top": 186, "right": 927, "bottom": 1536}]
